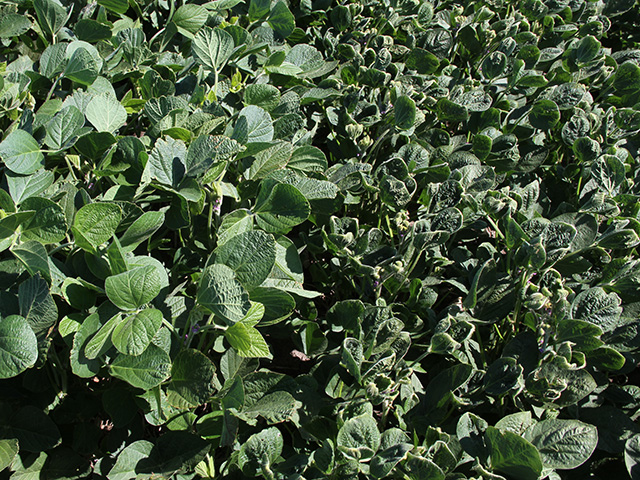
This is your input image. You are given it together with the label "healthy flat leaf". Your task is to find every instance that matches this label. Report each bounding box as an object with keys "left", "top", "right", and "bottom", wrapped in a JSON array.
[
  {"left": 0, "top": 130, "right": 45, "bottom": 175},
  {"left": 238, "top": 427, "right": 283, "bottom": 476},
  {"left": 406, "top": 48, "right": 439, "bottom": 74},
  {"left": 192, "top": 26, "right": 234, "bottom": 72},
  {"left": 18, "top": 275, "right": 57, "bottom": 336},
  {"left": 63, "top": 47, "right": 99, "bottom": 86},
  {"left": 118, "top": 210, "right": 164, "bottom": 251},
  {"left": 249, "top": 0, "right": 270, "bottom": 20},
  {"left": 112, "top": 308, "right": 163, "bottom": 356},
  {"left": 20, "top": 197, "right": 67, "bottom": 244},
  {"left": 232, "top": 105, "right": 274, "bottom": 144},
  {"left": 105, "top": 265, "right": 164, "bottom": 311},
  {"left": 197, "top": 264, "right": 251, "bottom": 325},
  {"left": 108, "top": 440, "right": 154, "bottom": 480},
  {"left": 70, "top": 313, "right": 101, "bottom": 377},
  {"left": 248, "top": 287, "right": 295, "bottom": 325},
  {"left": 254, "top": 183, "right": 310, "bottom": 234},
  {"left": 6, "top": 169, "right": 55, "bottom": 205},
  {"left": 72, "top": 202, "right": 122, "bottom": 250},
  {"left": 144, "top": 137, "right": 187, "bottom": 187},
  {"left": 74, "top": 19, "right": 112, "bottom": 43},
  {"left": 614, "top": 61, "right": 640, "bottom": 94},
  {"left": 0, "top": 315, "right": 38, "bottom": 379},
  {"left": 33, "top": 0, "right": 68, "bottom": 38},
  {"left": 213, "top": 230, "right": 276, "bottom": 288},
  {"left": 0, "top": 14, "right": 31, "bottom": 38},
  {"left": 84, "top": 313, "right": 120, "bottom": 359},
  {"left": 288, "top": 145, "right": 327, "bottom": 172},
  {"left": 11, "top": 241, "right": 51, "bottom": 281},
  {"left": 97, "top": 0, "right": 128, "bottom": 14},
  {"left": 225, "top": 321, "right": 272, "bottom": 358},
  {"left": 485, "top": 426, "right": 542, "bottom": 480},
  {"left": 0, "top": 438, "right": 18, "bottom": 472},
  {"left": 137, "top": 431, "right": 210, "bottom": 475},
  {"left": 245, "top": 142, "right": 292, "bottom": 180},
  {"left": 85, "top": 94, "right": 127, "bottom": 133},
  {"left": 371, "top": 443, "right": 413, "bottom": 478},
  {"left": 525, "top": 419, "right": 597, "bottom": 469},
  {"left": 44, "top": 106, "right": 85, "bottom": 151},
  {"left": 267, "top": 1, "right": 295, "bottom": 38},
  {"left": 245, "top": 84, "right": 281, "bottom": 111},
  {"left": 172, "top": 4, "right": 208, "bottom": 36},
  {"left": 109, "top": 344, "right": 171, "bottom": 389},
  {"left": 167, "top": 349, "right": 217, "bottom": 408}
]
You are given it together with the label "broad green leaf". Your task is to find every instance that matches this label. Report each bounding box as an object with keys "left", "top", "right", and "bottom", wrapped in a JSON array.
[
  {"left": 245, "top": 142, "right": 292, "bottom": 180},
  {"left": 167, "top": 349, "right": 217, "bottom": 408},
  {"left": 6, "top": 169, "right": 55, "bottom": 205},
  {"left": 63, "top": 47, "right": 99, "bottom": 86},
  {"left": 97, "top": 0, "right": 128, "bottom": 14},
  {"left": 436, "top": 98, "right": 469, "bottom": 123},
  {"left": 0, "top": 438, "right": 18, "bottom": 472},
  {"left": 34, "top": 0, "right": 69, "bottom": 38},
  {"left": 10, "top": 406, "right": 61, "bottom": 452},
  {"left": 394, "top": 96, "right": 416, "bottom": 130},
  {"left": 267, "top": 1, "right": 295, "bottom": 38},
  {"left": 248, "top": 287, "right": 295, "bottom": 325},
  {"left": 213, "top": 230, "right": 276, "bottom": 288},
  {"left": 143, "top": 137, "right": 187, "bottom": 187},
  {"left": 482, "top": 51, "right": 507, "bottom": 79},
  {"left": 0, "top": 14, "right": 31, "bottom": 38},
  {"left": 137, "top": 431, "right": 210, "bottom": 475},
  {"left": 245, "top": 84, "right": 281, "bottom": 111},
  {"left": 337, "top": 414, "right": 381, "bottom": 460},
  {"left": 197, "top": 264, "right": 251, "bottom": 325},
  {"left": 0, "top": 315, "right": 38, "bottom": 379},
  {"left": 342, "top": 337, "right": 363, "bottom": 382},
  {"left": 614, "top": 61, "right": 640, "bottom": 94},
  {"left": 557, "top": 319, "right": 604, "bottom": 352},
  {"left": 406, "top": 48, "right": 439, "bottom": 74},
  {"left": 72, "top": 202, "right": 122, "bottom": 251},
  {"left": 172, "top": 4, "right": 208, "bottom": 36},
  {"left": 254, "top": 183, "right": 310, "bottom": 234},
  {"left": 85, "top": 94, "right": 127, "bottom": 133},
  {"left": 485, "top": 426, "right": 542, "bottom": 480},
  {"left": 587, "top": 346, "right": 626, "bottom": 370},
  {"left": 74, "top": 19, "right": 112, "bottom": 43},
  {"left": 225, "top": 321, "right": 271, "bottom": 358},
  {"left": 44, "top": 106, "right": 85, "bottom": 151},
  {"left": 112, "top": 308, "right": 163, "bottom": 356},
  {"left": 186, "top": 135, "right": 243, "bottom": 175},
  {"left": 248, "top": 0, "right": 270, "bottom": 20},
  {"left": 371, "top": 443, "right": 413, "bottom": 478},
  {"left": 288, "top": 145, "right": 327, "bottom": 172},
  {"left": 105, "top": 265, "right": 164, "bottom": 311},
  {"left": 192, "top": 26, "right": 234, "bottom": 72},
  {"left": 404, "top": 453, "right": 445, "bottom": 480},
  {"left": 84, "top": 313, "right": 120, "bottom": 359},
  {"left": 529, "top": 99, "right": 560, "bottom": 130},
  {"left": 0, "top": 130, "right": 45, "bottom": 175},
  {"left": 525, "top": 419, "right": 597, "bottom": 469},
  {"left": 119, "top": 210, "right": 165, "bottom": 251},
  {"left": 11, "top": 241, "right": 51, "bottom": 281},
  {"left": 108, "top": 440, "right": 154, "bottom": 480},
  {"left": 19, "top": 275, "right": 57, "bottom": 336},
  {"left": 232, "top": 105, "right": 274, "bottom": 144},
  {"left": 110, "top": 344, "right": 171, "bottom": 389},
  {"left": 70, "top": 313, "right": 101, "bottom": 377},
  {"left": 238, "top": 427, "right": 283, "bottom": 476},
  {"left": 484, "top": 357, "right": 523, "bottom": 396},
  {"left": 20, "top": 197, "right": 68, "bottom": 244}
]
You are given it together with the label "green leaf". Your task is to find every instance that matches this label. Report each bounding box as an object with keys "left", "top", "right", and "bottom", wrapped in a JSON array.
[
  {"left": 112, "top": 308, "right": 163, "bottom": 356},
  {"left": 225, "top": 322, "right": 272, "bottom": 358},
  {"left": 143, "top": 137, "right": 187, "bottom": 187},
  {"left": 406, "top": 48, "right": 439, "bottom": 74},
  {"left": 11, "top": 240, "right": 51, "bottom": 282},
  {"left": 254, "top": 183, "right": 310, "bottom": 234},
  {"left": 192, "top": 26, "right": 234, "bottom": 72},
  {"left": 109, "top": 344, "right": 171, "bottom": 389},
  {"left": 105, "top": 265, "right": 165, "bottom": 311},
  {"left": 44, "top": 106, "right": 86, "bottom": 151},
  {"left": 167, "top": 348, "right": 217, "bottom": 408},
  {"left": 484, "top": 357, "right": 523, "bottom": 396},
  {"left": 213, "top": 230, "right": 276, "bottom": 288},
  {"left": 6, "top": 169, "right": 55, "bottom": 205},
  {"left": 232, "top": 105, "right": 274, "bottom": 144},
  {"left": 70, "top": 313, "right": 101, "bottom": 378},
  {"left": 108, "top": 440, "right": 154, "bottom": 480},
  {"left": 85, "top": 94, "right": 127, "bottom": 133},
  {"left": 371, "top": 443, "right": 413, "bottom": 478},
  {"left": 63, "top": 47, "right": 99, "bottom": 86},
  {"left": 529, "top": 99, "right": 560, "bottom": 130},
  {"left": 0, "top": 315, "right": 38, "bottom": 379},
  {"left": 97, "top": 0, "right": 128, "bottom": 14},
  {"left": 72, "top": 202, "right": 122, "bottom": 251},
  {"left": 525, "top": 419, "right": 597, "bottom": 469},
  {"left": 34, "top": 0, "right": 69, "bottom": 38},
  {"left": 74, "top": 19, "right": 112, "bottom": 43},
  {"left": 19, "top": 275, "right": 57, "bottom": 336},
  {"left": 342, "top": 337, "right": 363, "bottom": 382},
  {"left": 248, "top": 287, "right": 295, "bottom": 325},
  {"left": 485, "top": 426, "right": 542, "bottom": 480},
  {"left": 0, "top": 438, "right": 18, "bottom": 472},
  {"left": 138, "top": 432, "right": 210, "bottom": 475},
  {"left": 118, "top": 211, "right": 164, "bottom": 252},
  {"left": 84, "top": 313, "right": 120, "bottom": 359},
  {"left": 20, "top": 197, "right": 68, "bottom": 244},
  {"left": 587, "top": 346, "right": 626, "bottom": 370},
  {"left": 245, "top": 142, "right": 292, "bottom": 180},
  {"left": 436, "top": 98, "right": 469, "bottom": 123},
  {"left": 0, "top": 130, "right": 45, "bottom": 175},
  {"left": 197, "top": 264, "right": 251, "bottom": 325},
  {"left": 267, "top": 1, "right": 295, "bottom": 38},
  {"left": 556, "top": 319, "right": 604, "bottom": 352},
  {"left": 0, "top": 14, "right": 31, "bottom": 38},
  {"left": 248, "top": 0, "right": 270, "bottom": 20},
  {"left": 288, "top": 145, "right": 327, "bottom": 172},
  {"left": 337, "top": 414, "right": 381, "bottom": 460},
  {"left": 238, "top": 427, "right": 283, "bottom": 476},
  {"left": 571, "top": 287, "right": 622, "bottom": 332},
  {"left": 172, "top": 4, "right": 208, "bottom": 36},
  {"left": 245, "top": 84, "right": 281, "bottom": 112},
  {"left": 614, "top": 61, "right": 640, "bottom": 94},
  {"left": 394, "top": 96, "right": 416, "bottom": 130}
]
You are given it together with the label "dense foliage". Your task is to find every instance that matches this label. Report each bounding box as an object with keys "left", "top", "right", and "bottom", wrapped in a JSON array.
[{"left": 1, "top": 0, "right": 640, "bottom": 478}]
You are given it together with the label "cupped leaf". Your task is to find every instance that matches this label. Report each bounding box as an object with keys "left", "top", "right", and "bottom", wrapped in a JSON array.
[
  {"left": 529, "top": 99, "right": 560, "bottom": 130},
  {"left": 337, "top": 414, "right": 381, "bottom": 460},
  {"left": 394, "top": 96, "right": 416, "bottom": 130}
]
